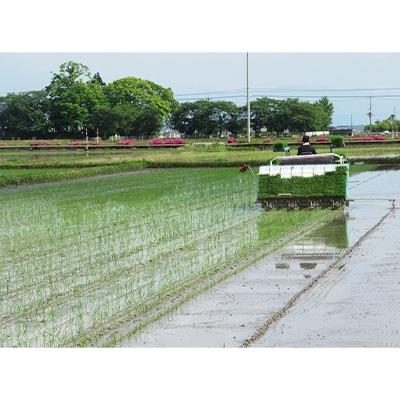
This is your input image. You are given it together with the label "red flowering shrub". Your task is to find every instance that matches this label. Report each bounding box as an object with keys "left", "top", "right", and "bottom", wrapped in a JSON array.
[
  {"left": 349, "top": 135, "right": 386, "bottom": 141},
  {"left": 117, "top": 139, "right": 134, "bottom": 145},
  {"left": 315, "top": 136, "right": 329, "bottom": 142},
  {"left": 227, "top": 137, "right": 237, "bottom": 143}
]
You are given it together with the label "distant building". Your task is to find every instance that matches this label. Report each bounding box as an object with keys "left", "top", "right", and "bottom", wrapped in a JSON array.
[
  {"left": 328, "top": 126, "right": 353, "bottom": 136},
  {"left": 159, "top": 129, "right": 182, "bottom": 138},
  {"left": 305, "top": 131, "right": 330, "bottom": 136}
]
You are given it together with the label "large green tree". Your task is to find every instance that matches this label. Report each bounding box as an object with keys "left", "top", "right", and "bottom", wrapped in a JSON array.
[
  {"left": 171, "top": 100, "right": 245, "bottom": 137},
  {"left": 106, "top": 77, "right": 178, "bottom": 137},
  {"left": 46, "top": 61, "right": 108, "bottom": 136},
  {"left": 250, "top": 98, "right": 286, "bottom": 135},
  {"left": 0, "top": 91, "right": 50, "bottom": 139},
  {"left": 213, "top": 101, "right": 245, "bottom": 136},
  {"left": 249, "top": 97, "right": 334, "bottom": 134},
  {"left": 313, "top": 97, "right": 334, "bottom": 130},
  {"left": 284, "top": 98, "right": 317, "bottom": 132},
  {"left": 169, "top": 102, "right": 198, "bottom": 136}
]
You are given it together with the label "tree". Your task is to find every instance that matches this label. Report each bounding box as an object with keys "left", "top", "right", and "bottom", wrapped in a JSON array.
[
  {"left": 106, "top": 77, "right": 178, "bottom": 136},
  {"left": 0, "top": 91, "right": 50, "bottom": 139},
  {"left": 89, "top": 105, "right": 122, "bottom": 138},
  {"left": 367, "top": 116, "right": 400, "bottom": 132},
  {"left": 46, "top": 61, "right": 108, "bottom": 136},
  {"left": 224, "top": 105, "right": 246, "bottom": 135},
  {"left": 91, "top": 72, "right": 106, "bottom": 87},
  {"left": 313, "top": 97, "right": 334, "bottom": 130},
  {"left": 170, "top": 102, "right": 198, "bottom": 137},
  {"left": 171, "top": 100, "right": 245, "bottom": 138},
  {"left": 213, "top": 101, "right": 245, "bottom": 136},
  {"left": 191, "top": 100, "right": 220, "bottom": 137},
  {"left": 0, "top": 61, "right": 180, "bottom": 139},
  {"left": 250, "top": 98, "right": 285, "bottom": 135},
  {"left": 284, "top": 99, "right": 317, "bottom": 133},
  {"left": 249, "top": 97, "right": 334, "bottom": 135}
]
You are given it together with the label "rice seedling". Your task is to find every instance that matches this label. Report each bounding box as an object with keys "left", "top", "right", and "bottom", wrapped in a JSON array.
[{"left": 0, "top": 167, "right": 335, "bottom": 346}]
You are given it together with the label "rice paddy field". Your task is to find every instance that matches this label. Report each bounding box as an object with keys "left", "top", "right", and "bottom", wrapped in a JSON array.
[
  {"left": 0, "top": 167, "right": 341, "bottom": 347},
  {"left": 1, "top": 144, "right": 399, "bottom": 187}
]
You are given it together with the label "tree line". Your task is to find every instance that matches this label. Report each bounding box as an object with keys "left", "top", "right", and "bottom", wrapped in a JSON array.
[
  {"left": 0, "top": 61, "right": 178, "bottom": 139},
  {"left": 365, "top": 115, "right": 400, "bottom": 133},
  {"left": 0, "top": 61, "right": 334, "bottom": 139},
  {"left": 172, "top": 97, "right": 333, "bottom": 138}
]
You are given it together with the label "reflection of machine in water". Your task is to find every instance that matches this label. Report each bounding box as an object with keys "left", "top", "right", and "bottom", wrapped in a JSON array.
[
  {"left": 281, "top": 213, "right": 349, "bottom": 260},
  {"left": 300, "top": 262, "right": 318, "bottom": 270}
]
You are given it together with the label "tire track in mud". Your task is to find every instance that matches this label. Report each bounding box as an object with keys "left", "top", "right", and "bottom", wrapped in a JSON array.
[{"left": 240, "top": 208, "right": 393, "bottom": 348}]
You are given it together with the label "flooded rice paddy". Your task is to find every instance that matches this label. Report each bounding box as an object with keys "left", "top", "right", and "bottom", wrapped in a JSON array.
[
  {"left": 120, "top": 168, "right": 400, "bottom": 347},
  {"left": 0, "top": 168, "right": 336, "bottom": 347},
  {"left": 1, "top": 166, "right": 398, "bottom": 347}
]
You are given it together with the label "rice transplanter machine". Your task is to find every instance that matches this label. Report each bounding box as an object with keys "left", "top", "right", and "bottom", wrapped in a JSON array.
[{"left": 257, "top": 153, "right": 349, "bottom": 209}]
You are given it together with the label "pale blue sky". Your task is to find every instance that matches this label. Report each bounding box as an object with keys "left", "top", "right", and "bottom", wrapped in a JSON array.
[{"left": 1, "top": 53, "right": 400, "bottom": 126}]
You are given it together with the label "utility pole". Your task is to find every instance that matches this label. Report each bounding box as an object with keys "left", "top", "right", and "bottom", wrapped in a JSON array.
[
  {"left": 391, "top": 106, "right": 396, "bottom": 137},
  {"left": 367, "top": 96, "right": 372, "bottom": 133},
  {"left": 350, "top": 114, "right": 353, "bottom": 130},
  {"left": 247, "top": 52, "right": 250, "bottom": 143}
]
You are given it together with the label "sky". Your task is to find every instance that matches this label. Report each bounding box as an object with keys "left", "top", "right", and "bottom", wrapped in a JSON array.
[{"left": 1, "top": 53, "right": 400, "bottom": 126}]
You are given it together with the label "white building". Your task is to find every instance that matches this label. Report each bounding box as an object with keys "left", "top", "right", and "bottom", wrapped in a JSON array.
[
  {"left": 159, "top": 129, "right": 182, "bottom": 138},
  {"left": 305, "top": 131, "right": 330, "bottom": 136}
]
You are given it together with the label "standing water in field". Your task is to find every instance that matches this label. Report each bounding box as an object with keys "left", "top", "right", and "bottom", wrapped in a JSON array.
[
  {"left": 0, "top": 168, "right": 337, "bottom": 347},
  {"left": 120, "top": 211, "right": 351, "bottom": 347},
  {"left": 119, "top": 168, "right": 400, "bottom": 347},
  {"left": 1, "top": 167, "right": 397, "bottom": 347}
]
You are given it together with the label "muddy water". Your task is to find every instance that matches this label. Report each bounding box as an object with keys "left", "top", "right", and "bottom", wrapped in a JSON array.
[
  {"left": 120, "top": 169, "right": 399, "bottom": 347},
  {"left": 253, "top": 213, "right": 400, "bottom": 347}
]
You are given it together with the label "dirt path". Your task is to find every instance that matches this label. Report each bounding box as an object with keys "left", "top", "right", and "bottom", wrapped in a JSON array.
[{"left": 119, "top": 169, "right": 400, "bottom": 347}]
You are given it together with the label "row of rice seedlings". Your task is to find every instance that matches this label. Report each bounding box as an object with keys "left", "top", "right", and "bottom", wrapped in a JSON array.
[
  {"left": 0, "top": 172, "right": 254, "bottom": 296},
  {"left": 0, "top": 203, "right": 258, "bottom": 321},
  {"left": 0, "top": 212, "right": 260, "bottom": 347},
  {"left": 0, "top": 169, "right": 253, "bottom": 263},
  {"left": 1, "top": 168, "right": 261, "bottom": 346},
  {"left": 1, "top": 207, "right": 333, "bottom": 347}
]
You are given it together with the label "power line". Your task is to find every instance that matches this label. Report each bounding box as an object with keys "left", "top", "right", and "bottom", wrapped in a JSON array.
[
  {"left": 175, "top": 86, "right": 400, "bottom": 98},
  {"left": 178, "top": 93, "right": 400, "bottom": 101},
  {"left": 178, "top": 95, "right": 247, "bottom": 101},
  {"left": 175, "top": 88, "right": 245, "bottom": 97},
  {"left": 252, "top": 94, "right": 400, "bottom": 99},
  {"left": 249, "top": 86, "right": 400, "bottom": 92}
]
